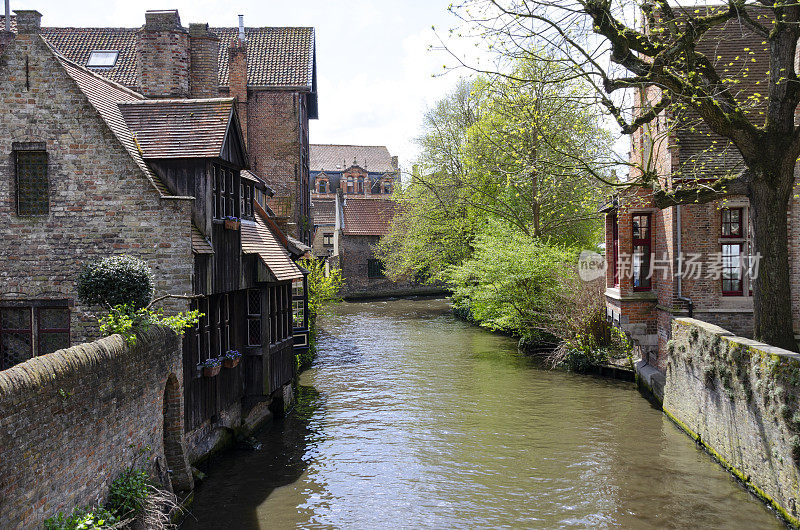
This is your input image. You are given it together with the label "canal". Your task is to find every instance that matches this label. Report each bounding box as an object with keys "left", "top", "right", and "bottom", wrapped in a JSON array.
[{"left": 183, "top": 298, "right": 782, "bottom": 528}]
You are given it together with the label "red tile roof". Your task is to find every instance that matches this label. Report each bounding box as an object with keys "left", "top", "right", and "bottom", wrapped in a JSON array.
[
  {"left": 39, "top": 24, "right": 314, "bottom": 90},
  {"left": 241, "top": 216, "right": 304, "bottom": 281},
  {"left": 311, "top": 144, "right": 396, "bottom": 173},
  {"left": 118, "top": 98, "right": 235, "bottom": 159},
  {"left": 311, "top": 198, "right": 335, "bottom": 226},
  {"left": 342, "top": 198, "right": 397, "bottom": 236},
  {"left": 213, "top": 27, "right": 314, "bottom": 89}
]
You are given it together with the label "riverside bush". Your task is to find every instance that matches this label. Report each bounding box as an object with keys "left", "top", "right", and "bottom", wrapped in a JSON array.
[
  {"left": 107, "top": 468, "right": 150, "bottom": 518},
  {"left": 43, "top": 507, "right": 118, "bottom": 530}
]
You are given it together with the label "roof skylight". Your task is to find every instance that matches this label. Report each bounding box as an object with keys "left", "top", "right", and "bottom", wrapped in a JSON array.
[{"left": 86, "top": 50, "right": 119, "bottom": 68}]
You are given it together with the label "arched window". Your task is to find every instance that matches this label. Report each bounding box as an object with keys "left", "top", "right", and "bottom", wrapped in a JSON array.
[{"left": 318, "top": 179, "right": 327, "bottom": 193}]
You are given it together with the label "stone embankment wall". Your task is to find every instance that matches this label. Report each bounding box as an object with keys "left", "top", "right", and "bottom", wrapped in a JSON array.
[
  {"left": 0, "top": 327, "right": 193, "bottom": 528},
  {"left": 664, "top": 318, "right": 800, "bottom": 526}
]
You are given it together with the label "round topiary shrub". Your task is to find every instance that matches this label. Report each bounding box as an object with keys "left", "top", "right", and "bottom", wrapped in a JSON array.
[{"left": 76, "top": 255, "right": 154, "bottom": 309}]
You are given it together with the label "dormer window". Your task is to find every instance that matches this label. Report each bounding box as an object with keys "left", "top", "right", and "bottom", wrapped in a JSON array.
[{"left": 86, "top": 50, "right": 119, "bottom": 68}]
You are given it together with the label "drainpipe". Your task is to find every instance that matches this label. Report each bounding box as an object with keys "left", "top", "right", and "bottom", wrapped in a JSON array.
[
  {"left": 5, "top": 0, "right": 10, "bottom": 32},
  {"left": 676, "top": 204, "right": 694, "bottom": 317}
]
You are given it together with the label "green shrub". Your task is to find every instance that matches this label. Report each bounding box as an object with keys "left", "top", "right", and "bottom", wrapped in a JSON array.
[
  {"left": 43, "top": 506, "right": 118, "bottom": 530},
  {"left": 107, "top": 468, "right": 150, "bottom": 518},
  {"left": 99, "top": 304, "right": 201, "bottom": 345},
  {"left": 77, "top": 255, "right": 154, "bottom": 309}
]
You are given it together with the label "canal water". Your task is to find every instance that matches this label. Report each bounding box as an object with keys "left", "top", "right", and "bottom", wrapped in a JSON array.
[{"left": 184, "top": 298, "right": 782, "bottom": 529}]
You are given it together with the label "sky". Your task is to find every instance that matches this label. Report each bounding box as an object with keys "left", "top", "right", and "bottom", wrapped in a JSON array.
[{"left": 10, "top": 0, "right": 477, "bottom": 174}]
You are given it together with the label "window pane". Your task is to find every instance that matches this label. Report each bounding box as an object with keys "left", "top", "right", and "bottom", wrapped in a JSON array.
[
  {"left": 39, "top": 332, "right": 69, "bottom": 356},
  {"left": 248, "top": 319, "right": 261, "bottom": 346},
  {"left": 86, "top": 50, "right": 119, "bottom": 67},
  {"left": 16, "top": 150, "right": 48, "bottom": 216},
  {"left": 2, "top": 332, "right": 32, "bottom": 369},
  {"left": 1, "top": 308, "right": 31, "bottom": 330},
  {"left": 633, "top": 245, "right": 651, "bottom": 289},
  {"left": 248, "top": 289, "right": 261, "bottom": 316},
  {"left": 39, "top": 308, "right": 69, "bottom": 330}
]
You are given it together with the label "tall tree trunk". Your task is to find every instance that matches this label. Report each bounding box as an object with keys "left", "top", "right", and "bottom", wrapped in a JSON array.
[{"left": 749, "top": 176, "right": 797, "bottom": 351}]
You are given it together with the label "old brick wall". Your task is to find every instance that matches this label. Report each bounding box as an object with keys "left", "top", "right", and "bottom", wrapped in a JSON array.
[
  {"left": 0, "top": 33, "right": 193, "bottom": 345},
  {"left": 0, "top": 327, "right": 193, "bottom": 528},
  {"left": 244, "top": 89, "right": 304, "bottom": 236},
  {"left": 338, "top": 234, "right": 428, "bottom": 297},
  {"left": 664, "top": 318, "right": 800, "bottom": 526},
  {"left": 135, "top": 10, "right": 190, "bottom": 98}
]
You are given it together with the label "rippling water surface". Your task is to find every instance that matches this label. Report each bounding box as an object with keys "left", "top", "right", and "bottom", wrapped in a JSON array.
[{"left": 184, "top": 298, "right": 781, "bottom": 529}]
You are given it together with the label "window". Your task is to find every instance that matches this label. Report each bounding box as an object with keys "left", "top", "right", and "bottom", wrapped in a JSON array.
[
  {"left": 247, "top": 289, "right": 261, "bottom": 346},
  {"left": 292, "top": 280, "right": 305, "bottom": 328},
  {"left": 384, "top": 180, "right": 392, "bottom": 194},
  {"left": 722, "top": 244, "right": 743, "bottom": 295},
  {"left": 721, "top": 207, "right": 742, "bottom": 238},
  {"left": 318, "top": 179, "right": 327, "bottom": 193},
  {"left": 0, "top": 304, "right": 69, "bottom": 371},
  {"left": 610, "top": 212, "right": 619, "bottom": 287},
  {"left": 212, "top": 165, "right": 239, "bottom": 219},
  {"left": 720, "top": 207, "right": 749, "bottom": 296},
  {"left": 368, "top": 259, "right": 386, "bottom": 279},
  {"left": 347, "top": 176, "right": 354, "bottom": 194},
  {"left": 240, "top": 182, "right": 254, "bottom": 220},
  {"left": 632, "top": 213, "right": 651, "bottom": 291},
  {"left": 323, "top": 233, "right": 333, "bottom": 247},
  {"left": 357, "top": 177, "right": 364, "bottom": 194},
  {"left": 36, "top": 307, "right": 70, "bottom": 356},
  {"left": 14, "top": 146, "right": 48, "bottom": 216},
  {"left": 86, "top": 50, "right": 119, "bottom": 68}
]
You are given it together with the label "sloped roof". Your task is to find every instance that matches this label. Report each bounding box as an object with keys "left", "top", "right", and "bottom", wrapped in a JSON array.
[
  {"left": 342, "top": 198, "right": 398, "bottom": 236},
  {"left": 54, "top": 52, "right": 174, "bottom": 197},
  {"left": 660, "top": 6, "right": 770, "bottom": 181},
  {"left": 191, "top": 225, "right": 214, "bottom": 254},
  {"left": 41, "top": 27, "right": 138, "bottom": 87},
  {"left": 311, "top": 198, "right": 335, "bottom": 225},
  {"left": 213, "top": 27, "right": 314, "bottom": 88},
  {"left": 119, "top": 98, "right": 235, "bottom": 159},
  {"left": 39, "top": 25, "right": 314, "bottom": 90},
  {"left": 311, "top": 144, "right": 396, "bottom": 173},
  {"left": 241, "top": 217, "right": 304, "bottom": 281}
]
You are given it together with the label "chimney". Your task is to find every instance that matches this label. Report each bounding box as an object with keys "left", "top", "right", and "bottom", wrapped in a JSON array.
[
  {"left": 188, "top": 23, "right": 219, "bottom": 98},
  {"left": 229, "top": 15, "right": 248, "bottom": 143},
  {"left": 391, "top": 156, "right": 399, "bottom": 171},
  {"left": 14, "top": 10, "right": 41, "bottom": 34},
  {"left": 135, "top": 10, "right": 190, "bottom": 98}
]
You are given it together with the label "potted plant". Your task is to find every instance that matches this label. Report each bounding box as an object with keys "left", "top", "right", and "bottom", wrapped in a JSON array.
[
  {"left": 223, "top": 350, "right": 241, "bottom": 368},
  {"left": 200, "top": 357, "right": 222, "bottom": 377},
  {"left": 224, "top": 216, "right": 240, "bottom": 231}
]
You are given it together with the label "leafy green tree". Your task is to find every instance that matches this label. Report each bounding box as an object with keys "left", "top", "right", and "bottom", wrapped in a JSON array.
[{"left": 449, "top": 0, "right": 800, "bottom": 349}]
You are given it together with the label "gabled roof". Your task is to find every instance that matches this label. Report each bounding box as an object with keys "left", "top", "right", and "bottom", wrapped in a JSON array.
[
  {"left": 39, "top": 24, "right": 315, "bottom": 90},
  {"left": 118, "top": 98, "right": 240, "bottom": 159},
  {"left": 342, "top": 198, "right": 398, "bottom": 236},
  {"left": 311, "top": 198, "right": 335, "bottom": 225},
  {"left": 212, "top": 27, "right": 314, "bottom": 89},
  {"left": 311, "top": 144, "right": 396, "bottom": 174},
  {"left": 54, "top": 52, "right": 175, "bottom": 197},
  {"left": 241, "top": 169, "right": 273, "bottom": 195},
  {"left": 241, "top": 216, "right": 304, "bottom": 281}
]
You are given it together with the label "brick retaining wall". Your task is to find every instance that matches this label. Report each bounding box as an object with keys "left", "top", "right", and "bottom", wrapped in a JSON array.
[{"left": 0, "top": 327, "right": 193, "bottom": 528}]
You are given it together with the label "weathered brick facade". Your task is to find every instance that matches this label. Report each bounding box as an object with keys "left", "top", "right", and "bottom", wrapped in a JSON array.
[
  {"left": 0, "top": 326, "right": 192, "bottom": 528},
  {"left": 0, "top": 26, "right": 193, "bottom": 346},
  {"left": 135, "top": 10, "right": 190, "bottom": 98}
]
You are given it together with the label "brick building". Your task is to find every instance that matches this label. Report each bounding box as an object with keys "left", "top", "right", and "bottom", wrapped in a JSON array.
[
  {"left": 0, "top": 10, "right": 309, "bottom": 461},
  {"left": 36, "top": 9, "right": 317, "bottom": 245},
  {"left": 604, "top": 13, "right": 800, "bottom": 373},
  {"left": 310, "top": 144, "right": 398, "bottom": 199}
]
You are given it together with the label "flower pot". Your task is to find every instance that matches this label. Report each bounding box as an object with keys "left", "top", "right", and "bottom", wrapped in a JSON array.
[
  {"left": 203, "top": 365, "right": 221, "bottom": 377},
  {"left": 223, "top": 357, "right": 240, "bottom": 369},
  {"left": 224, "top": 219, "right": 241, "bottom": 231}
]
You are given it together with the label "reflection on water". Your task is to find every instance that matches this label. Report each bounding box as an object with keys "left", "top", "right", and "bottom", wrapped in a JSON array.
[{"left": 184, "top": 298, "right": 781, "bottom": 529}]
